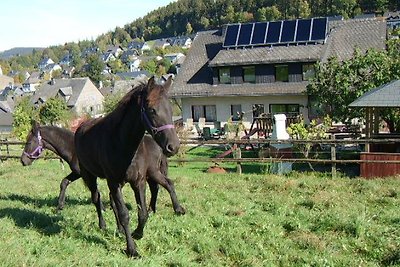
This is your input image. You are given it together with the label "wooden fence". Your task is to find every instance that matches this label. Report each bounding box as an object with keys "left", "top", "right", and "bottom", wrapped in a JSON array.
[{"left": 2, "top": 138, "right": 400, "bottom": 177}]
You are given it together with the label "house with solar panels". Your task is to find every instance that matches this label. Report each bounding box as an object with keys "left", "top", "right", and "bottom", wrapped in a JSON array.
[{"left": 170, "top": 17, "right": 387, "bottom": 133}]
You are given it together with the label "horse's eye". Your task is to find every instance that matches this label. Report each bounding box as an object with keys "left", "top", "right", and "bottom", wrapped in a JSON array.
[{"left": 149, "top": 108, "right": 156, "bottom": 115}]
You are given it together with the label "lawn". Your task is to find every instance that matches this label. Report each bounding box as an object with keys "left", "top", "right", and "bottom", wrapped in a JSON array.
[{"left": 0, "top": 146, "right": 399, "bottom": 266}]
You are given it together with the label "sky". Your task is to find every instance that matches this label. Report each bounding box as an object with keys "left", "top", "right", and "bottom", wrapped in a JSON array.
[{"left": 0, "top": 0, "right": 176, "bottom": 52}]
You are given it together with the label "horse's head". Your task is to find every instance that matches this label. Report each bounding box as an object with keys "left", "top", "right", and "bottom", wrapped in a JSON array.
[
  {"left": 141, "top": 76, "right": 180, "bottom": 157},
  {"left": 20, "top": 121, "right": 44, "bottom": 166}
]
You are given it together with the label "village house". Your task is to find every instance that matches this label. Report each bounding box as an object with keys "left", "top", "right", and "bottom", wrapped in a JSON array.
[
  {"left": 170, "top": 17, "right": 387, "bottom": 132},
  {"left": 106, "top": 45, "right": 124, "bottom": 58},
  {"left": 38, "top": 57, "right": 55, "bottom": 71},
  {"left": 169, "top": 36, "right": 192, "bottom": 49},
  {"left": 164, "top": 52, "right": 186, "bottom": 64},
  {"left": 0, "top": 74, "right": 13, "bottom": 91},
  {"left": 59, "top": 54, "right": 73, "bottom": 66},
  {"left": 31, "top": 77, "right": 104, "bottom": 117}
]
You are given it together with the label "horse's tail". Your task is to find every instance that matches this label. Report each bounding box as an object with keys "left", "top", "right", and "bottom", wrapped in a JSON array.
[{"left": 160, "top": 154, "right": 168, "bottom": 177}]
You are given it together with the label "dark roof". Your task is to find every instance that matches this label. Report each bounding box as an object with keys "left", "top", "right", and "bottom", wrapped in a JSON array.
[
  {"left": 349, "top": 80, "right": 400, "bottom": 107},
  {"left": 0, "top": 108, "right": 12, "bottom": 126},
  {"left": 210, "top": 19, "right": 386, "bottom": 66},
  {"left": 115, "top": 71, "right": 150, "bottom": 80},
  {"left": 171, "top": 18, "right": 387, "bottom": 98},
  {"left": 0, "top": 99, "right": 14, "bottom": 126}
]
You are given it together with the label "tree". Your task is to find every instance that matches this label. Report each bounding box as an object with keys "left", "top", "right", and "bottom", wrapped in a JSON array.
[
  {"left": 83, "top": 54, "right": 105, "bottom": 86},
  {"left": 307, "top": 40, "right": 400, "bottom": 131},
  {"left": 108, "top": 59, "right": 127, "bottom": 73},
  {"left": 103, "top": 92, "right": 124, "bottom": 114},
  {"left": 38, "top": 97, "right": 69, "bottom": 126},
  {"left": 186, "top": 22, "right": 193, "bottom": 35},
  {"left": 141, "top": 59, "right": 158, "bottom": 75},
  {"left": 12, "top": 97, "right": 37, "bottom": 141},
  {"left": 264, "top": 6, "right": 282, "bottom": 21},
  {"left": 287, "top": 115, "right": 332, "bottom": 170}
]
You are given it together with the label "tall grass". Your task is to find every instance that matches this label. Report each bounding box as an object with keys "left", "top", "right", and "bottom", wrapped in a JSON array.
[{"left": 0, "top": 147, "right": 399, "bottom": 266}]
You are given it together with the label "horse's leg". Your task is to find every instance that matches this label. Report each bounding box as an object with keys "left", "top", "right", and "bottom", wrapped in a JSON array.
[
  {"left": 56, "top": 172, "right": 81, "bottom": 211},
  {"left": 82, "top": 171, "right": 106, "bottom": 230},
  {"left": 109, "top": 192, "right": 123, "bottom": 233},
  {"left": 108, "top": 181, "right": 139, "bottom": 258},
  {"left": 131, "top": 179, "right": 148, "bottom": 240},
  {"left": 147, "top": 179, "right": 159, "bottom": 213},
  {"left": 149, "top": 170, "right": 186, "bottom": 215}
]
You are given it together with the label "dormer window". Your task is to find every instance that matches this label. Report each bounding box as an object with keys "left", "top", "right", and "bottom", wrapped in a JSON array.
[
  {"left": 219, "top": 67, "right": 231, "bottom": 84},
  {"left": 58, "top": 87, "right": 72, "bottom": 103}
]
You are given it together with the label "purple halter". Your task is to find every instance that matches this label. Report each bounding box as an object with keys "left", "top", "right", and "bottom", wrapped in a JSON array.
[
  {"left": 23, "top": 131, "right": 44, "bottom": 159},
  {"left": 141, "top": 94, "right": 174, "bottom": 135}
]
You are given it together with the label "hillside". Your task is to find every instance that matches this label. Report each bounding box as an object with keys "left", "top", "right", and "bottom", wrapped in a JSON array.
[
  {"left": 107, "top": 0, "right": 399, "bottom": 44},
  {"left": 0, "top": 47, "right": 44, "bottom": 60}
]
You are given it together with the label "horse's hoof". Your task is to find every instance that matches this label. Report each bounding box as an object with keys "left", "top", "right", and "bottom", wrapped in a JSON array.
[
  {"left": 56, "top": 205, "right": 64, "bottom": 211},
  {"left": 126, "top": 249, "right": 140, "bottom": 258},
  {"left": 175, "top": 206, "right": 186, "bottom": 215},
  {"left": 132, "top": 230, "right": 143, "bottom": 240}
]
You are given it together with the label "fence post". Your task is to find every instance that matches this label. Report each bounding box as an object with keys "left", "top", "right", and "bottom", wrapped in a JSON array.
[
  {"left": 233, "top": 143, "right": 242, "bottom": 174},
  {"left": 331, "top": 135, "right": 336, "bottom": 178},
  {"left": 5, "top": 138, "right": 10, "bottom": 157}
]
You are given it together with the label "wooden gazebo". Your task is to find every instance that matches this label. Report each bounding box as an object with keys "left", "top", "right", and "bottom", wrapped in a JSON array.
[{"left": 349, "top": 79, "right": 400, "bottom": 177}]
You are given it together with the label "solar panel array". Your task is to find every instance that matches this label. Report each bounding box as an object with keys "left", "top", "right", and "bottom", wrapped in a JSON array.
[{"left": 223, "top": 17, "right": 328, "bottom": 48}]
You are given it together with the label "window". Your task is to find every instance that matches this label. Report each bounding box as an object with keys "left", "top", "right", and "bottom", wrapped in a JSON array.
[
  {"left": 270, "top": 104, "right": 299, "bottom": 115},
  {"left": 192, "top": 105, "right": 216, "bottom": 122},
  {"left": 231, "top": 104, "right": 242, "bottom": 121},
  {"left": 302, "top": 63, "right": 315, "bottom": 81},
  {"left": 275, "top": 65, "right": 289, "bottom": 82},
  {"left": 219, "top": 67, "right": 231, "bottom": 84},
  {"left": 243, "top": 66, "right": 255, "bottom": 83},
  {"left": 252, "top": 104, "right": 265, "bottom": 117}
]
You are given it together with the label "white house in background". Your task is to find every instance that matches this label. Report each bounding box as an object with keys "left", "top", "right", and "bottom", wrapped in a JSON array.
[
  {"left": 106, "top": 45, "right": 124, "bottom": 58},
  {"left": 164, "top": 53, "right": 185, "bottom": 64},
  {"left": 170, "top": 36, "right": 192, "bottom": 49},
  {"left": 171, "top": 18, "right": 387, "bottom": 130},
  {"left": 22, "top": 71, "right": 41, "bottom": 93},
  {"left": 60, "top": 54, "right": 73, "bottom": 66},
  {"left": 128, "top": 57, "right": 141, "bottom": 72},
  {"left": 43, "top": 63, "right": 62, "bottom": 76},
  {"left": 101, "top": 52, "right": 116, "bottom": 63},
  {"left": 38, "top": 57, "right": 55, "bottom": 71},
  {"left": 31, "top": 77, "right": 104, "bottom": 117},
  {"left": 141, "top": 41, "right": 152, "bottom": 51}
]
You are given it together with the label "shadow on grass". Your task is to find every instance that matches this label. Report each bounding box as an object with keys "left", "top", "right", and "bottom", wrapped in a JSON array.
[
  {"left": 0, "top": 193, "right": 92, "bottom": 209},
  {"left": 0, "top": 207, "right": 62, "bottom": 235}
]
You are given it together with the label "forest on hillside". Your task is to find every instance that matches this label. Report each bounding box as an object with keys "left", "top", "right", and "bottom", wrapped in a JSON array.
[{"left": 112, "top": 0, "right": 399, "bottom": 44}]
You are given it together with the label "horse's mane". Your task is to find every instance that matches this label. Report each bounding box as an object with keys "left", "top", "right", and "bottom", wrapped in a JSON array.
[
  {"left": 102, "top": 80, "right": 147, "bottom": 128},
  {"left": 41, "top": 125, "right": 74, "bottom": 138}
]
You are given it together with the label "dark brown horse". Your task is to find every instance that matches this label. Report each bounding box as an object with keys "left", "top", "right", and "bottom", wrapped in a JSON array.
[
  {"left": 74, "top": 76, "right": 180, "bottom": 257},
  {"left": 20, "top": 122, "right": 185, "bottom": 217}
]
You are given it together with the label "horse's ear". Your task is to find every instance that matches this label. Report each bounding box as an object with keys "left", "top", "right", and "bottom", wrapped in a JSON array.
[
  {"left": 147, "top": 76, "right": 156, "bottom": 91},
  {"left": 31, "top": 120, "right": 40, "bottom": 131},
  {"left": 163, "top": 75, "right": 173, "bottom": 92}
]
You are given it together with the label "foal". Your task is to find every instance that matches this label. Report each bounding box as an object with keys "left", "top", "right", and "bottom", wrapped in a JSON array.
[{"left": 75, "top": 76, "right": 180, "bottom": 257}]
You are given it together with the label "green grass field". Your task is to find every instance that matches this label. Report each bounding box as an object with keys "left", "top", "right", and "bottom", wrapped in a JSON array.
[{"left": 0, "top": 146, "right": 399, "bottom": 266}]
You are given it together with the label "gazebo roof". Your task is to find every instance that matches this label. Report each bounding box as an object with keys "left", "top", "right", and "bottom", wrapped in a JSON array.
[{"left": 349, "top": 80, "right": 400, "bottom": 107}]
